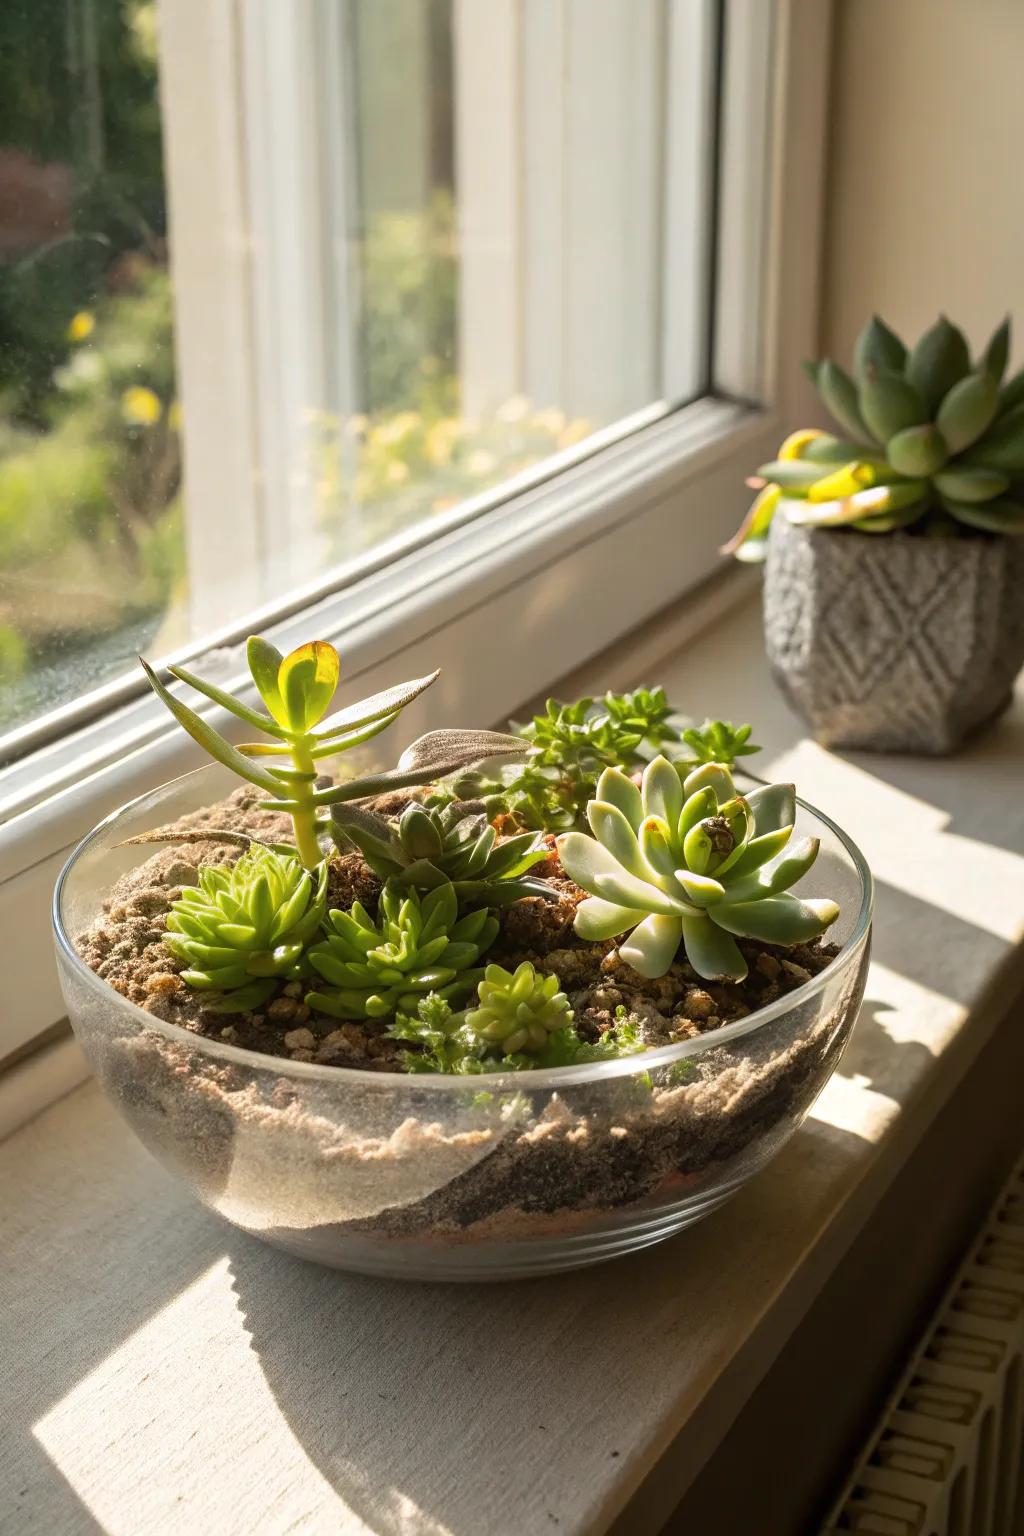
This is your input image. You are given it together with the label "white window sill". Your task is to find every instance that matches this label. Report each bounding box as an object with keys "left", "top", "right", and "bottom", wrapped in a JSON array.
[{"left": 3, "top": 592, "right": 1023, "bottom": 1535}]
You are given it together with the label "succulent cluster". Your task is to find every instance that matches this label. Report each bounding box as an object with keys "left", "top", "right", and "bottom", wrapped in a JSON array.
[
  {"left": 141, "top": 636, "right": 525, "bottom": 869},
  {"left": 165, "top": 847, "right": 328, "bottom": 1012},
  {"left": 433, "top": 689, "right": 759, "bottom": 833},
  {"left": 728, "top": 314, "right": 1024, "bottom": 559},
  {"left": 306, "top": 881, "right": 498, "bottom": 1020},
  {"left": 558, "top": 757, "right": 838, "bottom": 982},
  {"left": 143, "top": 631, "right": 842, "bottom": 1072},
  {"left": 334, "top": 799, "right": 552, "bottom": 904}
]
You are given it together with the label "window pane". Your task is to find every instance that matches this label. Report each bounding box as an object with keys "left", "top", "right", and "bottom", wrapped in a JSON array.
[
  {"left": 0, "top": 0, "right": 716, "bottom": 748},
  {"left": 0, "top": 0, "right": 181, "bottom": 736}
]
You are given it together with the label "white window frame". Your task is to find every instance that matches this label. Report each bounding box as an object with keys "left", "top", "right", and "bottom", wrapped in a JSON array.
[{"left": 0, "top": 0, "right": 834, "bottom": 1069}]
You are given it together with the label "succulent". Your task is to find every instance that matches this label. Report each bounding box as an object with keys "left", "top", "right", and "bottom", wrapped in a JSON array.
[
  {"left": 165, "top": 846, "right": 328, "bottom": 1012},
  {"left": 464, "top": 961, "right": 575, "bottom": 1055},
  {"left": 306, "top": 880, "right": 498, "bottom": 1019},
  {"left": 141, "top": 636, "right": 526, "bottom": 868},
  {"left": 429, "top": 689, "right": 760, "bottom": 836},
  {"left": 332, "top": 799, "right": 553, "bottom": 904},
  {"left": 727, "top": 314, "right": 1024, "bottom": 559},
  {"left": 557, "top": 757, "right": 838, "bottom": 983},
  {"left": 388, "top": 983, "right": 646, "bottom": 1073},
  {"left": 386, "top": 991, "right": 483, "bottom": 1074},
  {"left": 675, "top": 719, "right": 761, "bottom": 770}
]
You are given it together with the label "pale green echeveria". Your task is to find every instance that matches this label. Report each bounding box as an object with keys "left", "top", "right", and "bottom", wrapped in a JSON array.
[
  {"left": 465, "top": 961, "right": 574, "bottom": 1055},
  {"left": 557, "top": 757, "right": 839, "bottom": 983},
  {"left": 305, "top": 879, "right": 498, "bottom": 1020},
  {"left": 166, "top": 846, "right": 328, "bottom": 1012}
]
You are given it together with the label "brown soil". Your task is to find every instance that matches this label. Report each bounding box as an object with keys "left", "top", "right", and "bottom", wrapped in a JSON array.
[{"left": 73, "top": 787, "right": 866, "bottom": 1254}]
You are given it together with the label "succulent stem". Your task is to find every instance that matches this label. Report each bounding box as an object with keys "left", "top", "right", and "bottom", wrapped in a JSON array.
[{"left": 289, "top": 739, "right": 323, "bottom": 870}]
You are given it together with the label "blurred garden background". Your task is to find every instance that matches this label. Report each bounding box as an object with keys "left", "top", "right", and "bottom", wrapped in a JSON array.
[{"left": 0, "top": 0, "right": 602, "bottom": 739}]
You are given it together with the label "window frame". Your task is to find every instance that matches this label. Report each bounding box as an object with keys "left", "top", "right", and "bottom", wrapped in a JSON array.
[{"left": 0, "top": 0, "right": 835, "bottom": 1065}]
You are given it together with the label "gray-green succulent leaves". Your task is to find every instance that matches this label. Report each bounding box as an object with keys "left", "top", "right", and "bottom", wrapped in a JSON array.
[
  {"left": 727, "top": 314, "right": 1024, "bottom": 560},
  {"left": 306, "top": 879, "right": 498, "bottom": 1020},
  {"left": 557, "top": 757, "right": 838, "bottom": 983},
  {"left": 331, "top": 799, "right": 553, "bottom": 905},
  {"left": 165, "top": 846, "right": 328, "bottom": 1012},
  {"left": 141, "top": 637, "right": 526, "bottom": 870}
]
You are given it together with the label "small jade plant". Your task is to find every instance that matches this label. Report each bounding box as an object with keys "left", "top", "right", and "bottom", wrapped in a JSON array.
[
  {"left": 306, "top": 880, "right": 498, "bottom": 1020},
  {"left": 557, "top": 757, "right": 838, "bottom": 982},
  {"left": 141, "top": 637, "right": 524, "bottom": 868},
  {"left": 165, "top": 846, "right": 328, "bottom": 1012},
  {"left": 333, "top": 800, "right": 552, "bottom": 905},
  {"left": 431, "top": 687, "right": 760, "bottom": 833},
  {"left": 728, "top": 314, "right": 1024, "bottom": 559},
  {"left": 388, "top": 965, "right": 647, "bottom": 1074}
]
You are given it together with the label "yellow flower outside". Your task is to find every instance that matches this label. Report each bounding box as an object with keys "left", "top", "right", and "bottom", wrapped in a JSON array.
[
  {"left": 67, "top": 311, "right": 95, "bottom": 343},
  {"left": 121, "top": 386, "right": 163, "bottom": 426}
]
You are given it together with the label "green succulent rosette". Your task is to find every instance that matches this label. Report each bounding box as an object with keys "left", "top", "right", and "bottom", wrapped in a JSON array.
[
  {"left": 728, "top": 313, "right": 1024, "bottom": 559},
  {"left": 464, "top": 961, "right": 574, "bottom": 1055},
  {"left": 306, "top": 879, "right": 498, "bottom": 1020},
  {"left": 557, "top": 757, "right": 839, "bottom": 983},
  {"left": 336, "top": 799, "right": 552, "bottom": 905},
  {"left": 166, "top": 846, "right": 328, "bottom": 1011}
]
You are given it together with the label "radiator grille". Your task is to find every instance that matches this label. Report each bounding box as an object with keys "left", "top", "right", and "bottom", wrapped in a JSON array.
[{"left": 822, "top": 1156, "right": 1024, "bottom": 1536}]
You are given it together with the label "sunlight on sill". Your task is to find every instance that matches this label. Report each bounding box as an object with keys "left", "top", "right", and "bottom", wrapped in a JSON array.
[
  {"left": 31, "top": 1256, "right": 455, "bottom": 1536},
  {"left": 766, "top": 739, "right": 1024, "bottom": 945}
]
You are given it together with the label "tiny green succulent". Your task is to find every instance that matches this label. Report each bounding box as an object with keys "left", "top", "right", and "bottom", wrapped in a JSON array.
[
  {"left": 165, "top": 846, "right": 328, "bottom": 1012},
  {"left": 306, "top": 879, "right": 498, "bottom": 1019},
  {"left": 386, "top": 991, "right": 482, "bottom": 1074},
  {"left": 465, "top": 961, "right": 574, "bottom": 1055},
  {"left": 332, "top": 799, "right": 553, "bottom": 905},
  {"left": 676, "top": 719, "right": 761, "bottom": 771},
  {"left": 557, "top": 757, "right": 839, "bottom": 983},
  {"left": 728, "top": 313, "right": 1024, "bottom": 559},
  {"left": 141, "top": 636, "right": 526, "bottom": 869}
]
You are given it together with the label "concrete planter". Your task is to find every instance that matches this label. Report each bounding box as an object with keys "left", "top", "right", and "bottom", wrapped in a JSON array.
[{"left": 763, "top": 515, "right": 1024, "bottom": 753}]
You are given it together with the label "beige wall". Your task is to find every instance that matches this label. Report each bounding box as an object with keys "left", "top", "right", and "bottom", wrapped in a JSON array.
[{"left": 822, "top": 0, "right": 1024, "bottom": 371}]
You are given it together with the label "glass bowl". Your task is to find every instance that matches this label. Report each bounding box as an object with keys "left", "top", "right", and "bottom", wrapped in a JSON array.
[{"left": 53, "top": 764, "right": 872, "bottom": 1281}]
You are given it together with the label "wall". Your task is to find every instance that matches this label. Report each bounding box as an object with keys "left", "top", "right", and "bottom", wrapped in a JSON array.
[{"left": 822, "top": 0, "right": 1024, "bottom": 370}]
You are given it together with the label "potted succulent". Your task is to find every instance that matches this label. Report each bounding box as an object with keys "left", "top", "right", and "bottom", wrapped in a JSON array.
[
  {"left": 727, "top": 315, "right": 1024, "bottom": 753},
  {"left": 54, "top": 643, "right": 871, "bottom": 1279}
]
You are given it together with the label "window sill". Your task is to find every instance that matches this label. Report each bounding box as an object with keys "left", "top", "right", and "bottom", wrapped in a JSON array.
[{"left": 3, "top": 593, "right": 1023, "bottom": 1535}]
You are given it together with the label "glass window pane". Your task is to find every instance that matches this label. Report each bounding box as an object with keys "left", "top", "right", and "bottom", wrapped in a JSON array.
[
  {"left": 0, "top": 0, "right": 718, "bottom": 749},
  {"left": 0, "top": 0, "right": 181, "bottom": 736}
]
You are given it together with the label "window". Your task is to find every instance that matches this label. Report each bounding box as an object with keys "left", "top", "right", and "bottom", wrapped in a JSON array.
[
  {"left": 0, "top": 0, "right": 833, "bottom": 1064},
  {"left": 2, "top": 0, "right": 720, "bottom": 749}
]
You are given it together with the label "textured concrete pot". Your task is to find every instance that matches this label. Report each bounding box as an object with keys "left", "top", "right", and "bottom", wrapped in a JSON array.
[{"left": 763, "top": 514, "right": 1024, "bottom": 753}]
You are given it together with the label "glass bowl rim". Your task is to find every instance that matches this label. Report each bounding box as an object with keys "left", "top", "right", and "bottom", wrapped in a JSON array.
[{"left": 53, "top": 763, "right": 874, "bottom": 1090}]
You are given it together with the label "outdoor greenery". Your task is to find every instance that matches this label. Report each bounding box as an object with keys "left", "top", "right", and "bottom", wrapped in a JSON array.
[{"left": 0, "top": 0, "right": 180, "bottom": 716}]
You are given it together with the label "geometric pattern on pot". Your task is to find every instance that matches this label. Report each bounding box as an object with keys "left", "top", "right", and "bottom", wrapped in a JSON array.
[{"left": 763, "top": 514, "right": 1024, "bottom": 753}]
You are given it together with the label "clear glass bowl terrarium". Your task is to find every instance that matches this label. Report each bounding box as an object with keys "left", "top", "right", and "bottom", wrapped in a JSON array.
[{"left": 53, "top": 765, "right": 872, "bottom": 1281}]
